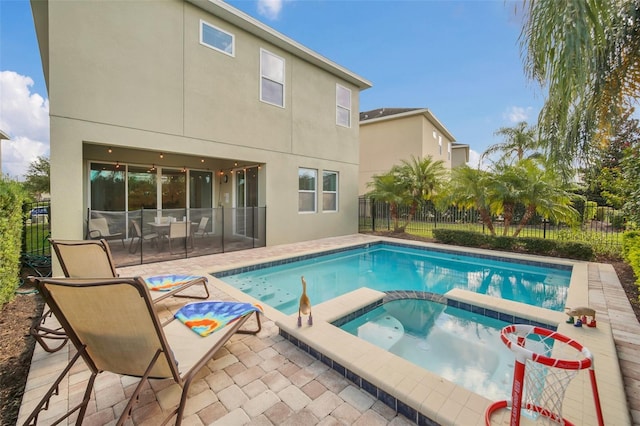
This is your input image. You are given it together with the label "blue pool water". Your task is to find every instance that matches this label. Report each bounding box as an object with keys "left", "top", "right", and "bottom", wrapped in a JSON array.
[
  {"left": 217, "top": 243, "right": 571, "bottom": 315},
  {"left": 340, "top": 299, "right": 549, "bottom": 401}
]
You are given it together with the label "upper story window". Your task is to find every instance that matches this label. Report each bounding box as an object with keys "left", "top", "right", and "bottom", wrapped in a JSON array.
[
  {"left": 336, "top": 84, "right": 351, "bottom": 127},
  {"left": 298, "top": 168, "right": 317, "bottom": 213},
  {"left": 448, "top": 142, "right": 451, "bottom": 160},
  {"left": 323, "top": 171, "right": 338, "bottom": 212},
  {"left": 200, "top": 20, "right": 234, "bottom": 56},
  {"left": 260, "top": 49, "right": 285, "bottom": 107},
  {"left": 438, "top": 136, "right": 442, "bottom": 155}
]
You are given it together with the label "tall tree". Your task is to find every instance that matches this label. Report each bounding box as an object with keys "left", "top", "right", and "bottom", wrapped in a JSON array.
[
  {"left": 441, "top": 165, "right": 496, "bottom": 235},
  {"left": 396, "top": 155, "right": 447, "bottom": 225},
  {"left": 23, "top": 156, "right": 50, "bottom": 200},
  {"left": 482, "top": 121, "right": 539, "bottom": 164},
  {"left": 366, "top": 171, "right": 410, "bottom": 233},
  {"left": 520, "top": 0, "right": 640, "bottom": 162}
]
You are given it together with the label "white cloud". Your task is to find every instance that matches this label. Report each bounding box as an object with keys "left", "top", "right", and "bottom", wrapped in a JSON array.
[
  {"left": 257, "top": 0, "right": 284, "bottom": 19},
  {"left": 467, "top": 149, "right": 491, "bottom": 171},
  {"left": 502, "top": 106, "right": 533, "bottom": 124},
  {"left": 0, "top": 70, "right": 50, "bottom": 180}
]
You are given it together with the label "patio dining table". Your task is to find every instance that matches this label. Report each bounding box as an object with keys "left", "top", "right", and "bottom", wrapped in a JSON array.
[{"left": 148, "top": 220, "right": 197, "bottom": 250}]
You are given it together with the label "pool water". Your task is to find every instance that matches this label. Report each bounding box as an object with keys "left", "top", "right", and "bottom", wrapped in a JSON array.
[
  {"left": 340, "top": 299, "right": 549, "bottom": 401},
  {"left": 218, "top": 243, "right": 571, "bottom": 315}
]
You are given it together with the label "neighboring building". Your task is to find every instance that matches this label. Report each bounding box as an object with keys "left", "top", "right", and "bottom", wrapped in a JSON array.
[
  {"left": 358, "top": 108, "right": 469, "bottom": 195},
  {"left": 31, "top": 0, "right": 371, "bottom": 253}
]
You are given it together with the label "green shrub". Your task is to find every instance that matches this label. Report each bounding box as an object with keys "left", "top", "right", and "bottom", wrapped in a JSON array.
[
  {"left": 596, "top": 206, "right": 608, "bottom": 221},
  {"left": 432, "top": 229, "right": 487, "bottom": 247},
  {"left": 622, "top": 232, "right": 640, "bottom": 284},
  {"left": 431, "top": 229, "right": 594, "bottom": 261},
  {"left": 488, "top": 236, "right": 516, "bottom": 251},
  {"left": 520, "top": 238, "right": 557, "bottom": 255},
  {"left": 0, "top": 178, "right": 27, "bottom": 308},
  {"left": 555, "top": 241, "right": 594, "bottom": 260}
]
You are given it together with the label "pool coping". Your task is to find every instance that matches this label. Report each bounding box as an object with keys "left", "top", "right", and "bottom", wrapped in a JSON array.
[{"left": 207, "top": 237, "right": 631, "bottom": 425}]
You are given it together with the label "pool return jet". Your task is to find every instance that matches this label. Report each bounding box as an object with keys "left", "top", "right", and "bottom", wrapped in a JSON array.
[{"left": 298, "top": 276, "right": 313, "bottom": 327}]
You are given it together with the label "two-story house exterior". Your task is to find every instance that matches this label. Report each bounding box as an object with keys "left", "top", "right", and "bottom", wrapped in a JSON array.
[
  {"left": 358, "top": 108, "right": 469, "bottom": 195},
  {"left": 31, "top": 0, "right": 371, "bottom": 254}
]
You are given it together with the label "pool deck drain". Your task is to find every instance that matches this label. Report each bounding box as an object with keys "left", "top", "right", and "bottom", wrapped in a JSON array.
[{"left": 17, "top": 234, "right": 640, "bottom": 425}]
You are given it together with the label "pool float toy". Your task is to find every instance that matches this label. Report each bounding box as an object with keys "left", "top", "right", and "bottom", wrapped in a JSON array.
[
  {"left": 565, "top": 306, "right": 596, "bottom": 327},
  {"left": 298, "top": 276, "right": 312, "bottom": 327}
]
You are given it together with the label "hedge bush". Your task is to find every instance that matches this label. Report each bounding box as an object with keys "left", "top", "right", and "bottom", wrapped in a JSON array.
[
  {"left": 622, "top": 231, "right": 640, "bottom": 285},
  {"left": 432, "top": 229, "right": 594, "bottom": 261},
  {"left": 0, "top": 178, "right": 27, "bottom": 308}
]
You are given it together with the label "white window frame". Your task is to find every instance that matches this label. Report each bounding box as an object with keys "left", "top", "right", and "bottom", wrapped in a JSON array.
[
  {"left": 322, "top": 171, "right": 338, "bottom": 212},
  {"left": 200, "top": 20, "right": 234, "bottom": 57},
  {"left": 448, "top": 142, "right": 451, "bottom": 160},
  {"left": 298, "top": 168, "right": 317, "bottom": 213},
  {"left": 336, "top": 84, "right": 351, "bottom": 128},
  {"left": 260, "top": 48, "right": 285, "bottom": 108},
  {"left": 439, "top": 135, "right": 443, "bottom": 155}
]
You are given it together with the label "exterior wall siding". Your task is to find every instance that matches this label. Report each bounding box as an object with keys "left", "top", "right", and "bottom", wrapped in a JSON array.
[{"left": 38, "top": 0, "right": 367, "bottom": 250}]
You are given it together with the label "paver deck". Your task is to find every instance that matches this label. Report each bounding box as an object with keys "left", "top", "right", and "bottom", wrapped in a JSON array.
[{"left": 17, "top": 234, "right": 640, "bottom": 425}]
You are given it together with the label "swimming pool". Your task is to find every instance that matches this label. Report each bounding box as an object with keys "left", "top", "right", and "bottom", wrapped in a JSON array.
[
  {"left": 216, "top": 242, "right": 572, "bottom": 315},
  {"left": 339, "top": 298, "right": 532, "bottom": 401}
]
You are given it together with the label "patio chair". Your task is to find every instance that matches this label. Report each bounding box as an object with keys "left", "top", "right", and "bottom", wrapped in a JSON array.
[
  {"left": 167, "top": 221, "right": 194, "bottom": 254},
  {"left": 194, "top": 216, "right": 210, "bottom": 238},
  {"left": 31, "top": 239, "right": 215, "bottom": 353},
  {"left": 23, "top": 276, "right": 262, "bottom": 426},
  {"left": 87, "top": 216, "right": 125, "bottom": 247},
  {"left": 129, "top": 219, "right": 159, "bottom": 254}
]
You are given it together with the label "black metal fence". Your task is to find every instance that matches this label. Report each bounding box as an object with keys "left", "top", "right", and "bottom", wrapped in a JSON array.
[
  {"left": 21, "top": 200, "right": 52, "bottom": 278},
  {"left": 358, "top": 197, "right": 625, "bottom": 251}
]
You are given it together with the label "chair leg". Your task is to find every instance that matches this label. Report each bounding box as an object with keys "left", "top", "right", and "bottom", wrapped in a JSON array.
[
  {"left": 116, "top": 350, "right": 163, "bottom": 426},
  {"left": 237, "top": 312, "right": 262, "bottom": 335},
  {"left": 30, "top": 309, "right": 69, "bottom": 353},
  {"left": 23, "top": 346, "right": 96, "bottom": 426}
]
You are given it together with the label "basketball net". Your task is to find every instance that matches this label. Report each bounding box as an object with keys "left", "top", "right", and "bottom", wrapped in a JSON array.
[{"left": 485, "top": 324, "right": 604, "bottom": 426}]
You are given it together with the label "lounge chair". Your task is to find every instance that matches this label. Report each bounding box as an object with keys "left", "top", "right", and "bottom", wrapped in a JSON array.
[
  {"left": 129, "top": 219, "right": 159, "bottom": 254},
  {"left": 193, "top": 216, "right": 210, "bottom": 238},
  {"left": 31, "top": 239, "right": 213, "bottom": 353},
  {"left": 23, "top": 276, "right": 262, "bottom": 426},
  {"left": 87, "top": 216, "right": 125, "bottom": 247}
]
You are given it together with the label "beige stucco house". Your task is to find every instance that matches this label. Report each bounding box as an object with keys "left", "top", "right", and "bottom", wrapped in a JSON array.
[
  {"left": 358, "top": 108, "right": 469, "bottom": 195},
  {"left": 31, "top": 0, "right": 371, "bottom": 258}
]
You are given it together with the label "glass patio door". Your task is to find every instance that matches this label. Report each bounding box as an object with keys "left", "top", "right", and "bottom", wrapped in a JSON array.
[{"left": 235, "top": 166, "right": 258, "bottom": 237}]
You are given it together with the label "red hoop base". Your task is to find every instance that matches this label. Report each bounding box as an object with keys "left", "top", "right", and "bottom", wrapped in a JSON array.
[{"left": 485, "top": 400, "right": 576, "bottom": 426}]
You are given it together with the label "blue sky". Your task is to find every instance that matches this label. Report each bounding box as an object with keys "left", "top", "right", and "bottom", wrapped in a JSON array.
[{"left": 0, "top": 0, "right": 544, "bottom": 180}]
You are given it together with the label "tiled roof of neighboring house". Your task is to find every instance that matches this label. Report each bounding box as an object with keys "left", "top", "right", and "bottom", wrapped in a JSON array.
[
  {"left": 359, "top": 107, "right": 456, "bottom": 142},
  {"left": 359, "top": 108, "right": 421, "bottom": 121}
]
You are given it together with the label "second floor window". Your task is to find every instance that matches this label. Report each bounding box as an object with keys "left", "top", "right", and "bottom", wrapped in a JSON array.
[
  {"left": 336, "top": 84, "right": 351, "bottom": 127},
  {"left": 200, "top": 20, "right": 234, "bottom": 56},
  {"left": 260, "top": 49, "right": 285, "bottom": 107}
]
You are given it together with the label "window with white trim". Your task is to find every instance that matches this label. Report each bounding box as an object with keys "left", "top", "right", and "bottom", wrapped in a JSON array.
[
  {"left": 260, "top": 49, "right": 285, "bottom": 107},
  {"left": 336, "top": 84, "right": 351, "bottom": 127},
  {"left": 298, "top": 168, "right": 317, "bottom": 213},
  {"left": 200, "top": 20, "right": 234, "bottom": 56},
  {"left": 322, "top": 171, "right": 338, "bottom": 212},
  {"left": 439, "top": 136, "right": 442, "bottom": 155},
  {"left": 448, "top": 142, "right": 451, "bottom": 160}
]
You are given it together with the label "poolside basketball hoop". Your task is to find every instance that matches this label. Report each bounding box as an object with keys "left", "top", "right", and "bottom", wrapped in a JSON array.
[{"left": 485, "top": 324, "right": 604, "bottom": 426}]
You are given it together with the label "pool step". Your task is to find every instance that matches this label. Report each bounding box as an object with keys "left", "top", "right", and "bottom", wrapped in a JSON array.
[
  {"left": 251, "top": 284, "right": 276, "bottom": 300},
  {"left": 271, "top": 290, "right": 298, "bottom": 311}
]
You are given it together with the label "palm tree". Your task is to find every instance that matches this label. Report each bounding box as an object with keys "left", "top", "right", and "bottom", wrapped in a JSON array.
[
  {"left": 510, "top": 159, "right": 580, "bottom": 237},
  {"left": 486, "top": 164, "right": 524, "bottom": 236},
  {"left": 520, "top": 0, "right": 640, "bottom": 162},
  {"left": 396, "top": 155, "right": 447, "bottom": 224},
  {"left": 482, "top": 121, "right": 539, "bottom": 164},
  {"left": 366, "top": 171, "right": 411, "bottom": 233},
  {"left": 441, "top": 165, "right": 496, "bottom": 235}
]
